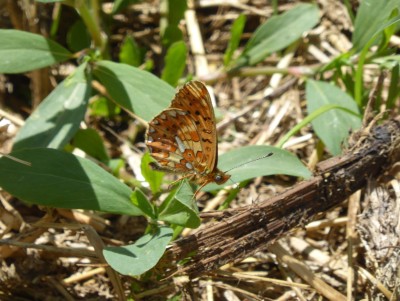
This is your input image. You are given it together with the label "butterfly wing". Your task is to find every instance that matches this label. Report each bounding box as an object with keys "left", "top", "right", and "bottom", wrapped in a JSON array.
[
  {"left": 146, "top": 110, "right": 188, "bottom": 173},
  {"left": 169, "top": 81, "right": 218, "bottom": 172},
  {"left": 146, "top": 108, "right": 211, "bottom": 175},
  {"left": 146, "top": 81, "right": 227, "bottom": 188}
]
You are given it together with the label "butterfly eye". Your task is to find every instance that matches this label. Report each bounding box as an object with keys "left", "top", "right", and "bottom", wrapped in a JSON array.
[{"left": 215, "top": 174, "right": 222, "bottom": 182}]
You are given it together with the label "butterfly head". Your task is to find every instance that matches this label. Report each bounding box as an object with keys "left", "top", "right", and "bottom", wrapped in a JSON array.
[{"left": 213, "top": 169, "right": 231, "bottom": 185}]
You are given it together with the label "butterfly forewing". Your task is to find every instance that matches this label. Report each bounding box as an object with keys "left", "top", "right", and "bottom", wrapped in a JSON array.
[{"left": 170, "top": 81, "right": 218, "bottom": 170}]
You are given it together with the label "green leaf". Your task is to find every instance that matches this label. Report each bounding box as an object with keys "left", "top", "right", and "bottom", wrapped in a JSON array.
[
  {"left": 373, "top": 55, "right": 400, "bottom": 66},
  {"left": 276, "top": 103, "right": 361, "bottom": 149},
  {"left": 167, "top": 0, "right": 187, "bottom": 25},
  {"left": 72, "top": 128, "right": 110, "bottom": 163},
  {"left": 380, "top": 9, "right": 400, "bottom": 50},
  {"left": 108, "top": 158, "right": 125, "bottom": 175},
  {"left": 235, "top": 4, "right": 319, "bottom": 67},
  {"left": 353, "top": 15, "right": 400, "bottom": 106},
  {"left": 160, "top": 0, "right": 187, "bottom": 46},
  {"left": 103, "top": 226, "right": 173, "bottom": 276},
  {"left": 352, "top": 0, "right": 399, "bottom": 52},
  {"left": 0, "top": 148, "right": 141, "bottom": 215},
  {"left": 205, "top": 145, "right": 311, "bottom": 191},
  {"left": 306, "top": 80, "right": 362, "bottom": 156},
  {"left": 0, "top": 29, "right": 71, "bottom": 73},
  {"left": 162, "top": 25, "right": 184, "bottom": 47},
  {"left": 13, "top": 63, "right": 91, "bottom": 151},
  {"left": 161, "top": 41, "right": 187, "bottom": 86},
  {"left": 319, "top": 52, "right": 352, "bottom": 73},
  {"left": 66, "top": 20, "right": 91, "bottom": 52},
  {"left": 89, "top": 96, "right": 121, "bottom": 117},
  {"left": 143, "top": 58, "right": 155, "bottom": 71},
  {"left": 93, "top": 60, "right": 175, "bottom": 121},
  {"left": 224, "top": 14, "right": 246, "bottom": 66},
  {"left": 158, "top": 181, "right": 200, "bottom": 229},
  {"left": 119, "top": 36, "right": 143, "bottom": 67},
  {"left": 341, "top": 70, "right": 356, "bottom": 99},
  {"left": 141, "top": 152, "right": 164, "bottom": 194},
  {"left": 131, "top": 189, "right": 155, "bottom": 219}
]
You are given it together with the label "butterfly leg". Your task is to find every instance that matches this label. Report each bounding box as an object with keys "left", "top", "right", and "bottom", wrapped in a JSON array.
[
  {"left": 167, "top": 174, "right": 195, "bottom": 190},
  {"left": 193, "top": 181, "right": 210, "bottom": 198}
]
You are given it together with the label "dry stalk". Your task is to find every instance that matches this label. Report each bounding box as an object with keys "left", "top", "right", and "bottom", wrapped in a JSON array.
[{"left": 163, "top": 118, "right": 400, "bottom": 278}]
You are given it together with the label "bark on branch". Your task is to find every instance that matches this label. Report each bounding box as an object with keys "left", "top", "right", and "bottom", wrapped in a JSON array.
[{"left": 163, "top": 118, "right": 400, "bottom": 278}]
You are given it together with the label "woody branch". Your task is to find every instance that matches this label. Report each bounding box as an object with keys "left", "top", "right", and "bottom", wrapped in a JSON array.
[{"left": 163, "top": 117, "right": 400, "bottom": 277}]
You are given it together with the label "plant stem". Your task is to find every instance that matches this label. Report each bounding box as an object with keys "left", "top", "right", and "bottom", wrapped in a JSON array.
[{"left": 74, "top": 0, "right": 107, "bottom": 56}]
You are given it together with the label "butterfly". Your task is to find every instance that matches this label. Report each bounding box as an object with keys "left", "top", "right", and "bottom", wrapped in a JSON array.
[{"left": 145, "top": 81, "right": 231, "bottom": 194}]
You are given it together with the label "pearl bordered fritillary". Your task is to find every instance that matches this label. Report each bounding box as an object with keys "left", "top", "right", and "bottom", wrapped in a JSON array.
[{"left": 145, "top": 81, "right": 231, "bottom": 192}]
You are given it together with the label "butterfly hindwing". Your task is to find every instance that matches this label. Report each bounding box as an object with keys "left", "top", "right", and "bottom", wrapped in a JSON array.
[{"left": 147, "top": 108, "right": 208, "bottom": 174}]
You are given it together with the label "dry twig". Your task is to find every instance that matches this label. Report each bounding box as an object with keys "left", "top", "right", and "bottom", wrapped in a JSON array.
[{"left": 164, "top": 118, "right": 400, "bottom": 277}]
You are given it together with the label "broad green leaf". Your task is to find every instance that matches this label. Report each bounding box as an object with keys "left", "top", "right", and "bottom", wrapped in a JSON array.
[
  {"left": 13, "top": 63, "right": 91, "bottom": 151},
  {"left": 205, "top": 145, "right": 311, "bottom": 191},
  {"left": 72, "top": 128, "right": 110, "bottom": 163},
  {"left": 161, "top": 41, "right": 187, "bottom": 86},
  {"left": 0, "top": 29, "right": 71, "bottom": 73},
  {"left": 158, "top": 181, "right": 200, "bottom": 229},
  {"left": 306, "top": 80, "right": 362, "bottom": 155},
  {"left": 66, "top": 20, "right": 91, "bottom": 52},
  {"left": 235, "top": 4, "right": 319, "bottom": 67},
  {"left": 0, "top": 148, "right": 141, "bottom": 216},
  {"left": 93, "top": 60, "right": 175, "bottom": 121},
  {"left": 103, "top": 226, "right": 173, "bottom": 276},
  {"left": 224, "top": 14, "right": 246, "bottom": 66},
  {"left": 119, "top": 36, "right": 143, "bottom": 67},
  {"left": 131, "top": 189, "right": 155, "bottom": 219},
  {"left": 141, "top": 152, "right": 164, "bottom": 194},
  {"left": 352, "top": 0, "right": 399, "bottom": 52}
]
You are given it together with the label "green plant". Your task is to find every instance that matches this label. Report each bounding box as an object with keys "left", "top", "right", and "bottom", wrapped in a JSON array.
[
  {"left": 0, "top": 0, "right": 399, "bottom": 279},
  {"left": 0, "top": 1, "right": 312, "bottom": 277},
  {"left": 223, "top": 0, "right": 399, "bottom": 156}
]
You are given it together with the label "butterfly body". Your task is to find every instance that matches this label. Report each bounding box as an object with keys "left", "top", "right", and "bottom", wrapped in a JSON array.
[{"left": 146, "top": 81, "right": 230, "bottom": 192}]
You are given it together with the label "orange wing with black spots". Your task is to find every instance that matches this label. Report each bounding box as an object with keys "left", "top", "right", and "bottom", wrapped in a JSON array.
[{"left": 145, "top": 81, "right": 230, "bottom": 189}]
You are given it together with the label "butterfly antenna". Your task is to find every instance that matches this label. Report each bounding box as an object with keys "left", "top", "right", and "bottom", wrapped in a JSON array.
[
  {"left": 224, "top": 152, "right": 273, "bottom": 173},
  {"left": 228, "top": 177, "right": 239, "bottom": 189}
]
